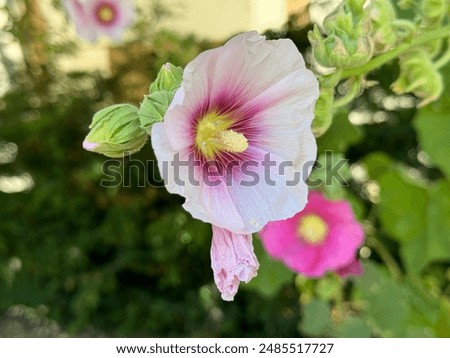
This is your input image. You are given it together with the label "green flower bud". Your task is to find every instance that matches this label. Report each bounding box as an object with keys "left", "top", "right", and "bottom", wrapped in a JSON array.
[
  {"left": 323, "top": 0, "right": 370, "bottom": 36},
  {"left": 138, "top": 63, "right": 183, "bottom": 134},
  {"left": 310, "top": 0, "right": 373, "bottom": 71},
  {"left": 391, "top": 49, "right": 443, "bottom": 107},
  {"left": 421, "top": 39, "right": 444, "bottom": 59},
  {"left": 420, "top": 0, "right": 448, "bottom": 28},
  {"left": 309, "top": 25, "right": 373, "bottom": 69},
  {"left": 368, "top": 0, "right": 398, "bottom": 54},
  {"left": 308, "top": 26, "right": 329, "bottom": 66},
  {"left": 150, "top": 62, "right": 183, "bottom": 93},
  {"left": 398, "top": 0, "right": 415, "bottom": 10},
  {"left": 346, "top": 0, "right": 367, "bottom": 18},
  {"left": 83, "top": 104, "right": 148, "bottom": 158},
  {"left": 313, "top": 87, "right": 334, "bottom": 137}
]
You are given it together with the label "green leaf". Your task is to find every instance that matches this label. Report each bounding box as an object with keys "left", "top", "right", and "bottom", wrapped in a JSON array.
[
  {"left": 377, "top": 170, "right": 450, "bottom": 272},
  {"left": 434, "top": 306, "right": 450, "bottom": 337},
  {"left": 414, "top": 65, "right": 450, "bottom": 178},
  {"left": 337, "top": 317, "right": 372, "bottom": 338},
  {"left": 414, "top": 105, "right": 450, "bottom": 178},
  {"left": 299, "top": 299, "right": 333, "bottom": 336},
  {"left": 355, "top": 262, "right": 409, "bottom": 337},
  {"left": 361, "top": 152, "right": 395, "bottom": 180},
  {"left": 363, "top": 151, "right": 450, "bottom": 272},
  {"left": 423, "top": 180, "right": 450, "bottom": 263},
  {"left": 402, "top": 278, "right": 444, "bottom": 337},
  {"left": 244, "top": 237, "right": 294, "bottom": 298},
  {"left": 377, "top": 170, "right": 427, "bottom": 244}
]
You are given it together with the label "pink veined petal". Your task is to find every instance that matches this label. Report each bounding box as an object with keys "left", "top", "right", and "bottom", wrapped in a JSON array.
[
  {"left": 151, "top": 123, "right": 189, "bottom": 197},
  {"left": 163, "top": 104, "right": 194, "bottom": 152},
  {"left": 183, "top": 32, "right": 311, "bottom": 107},
  {"left": 226, "top": 147, "right": 310, "bottom": 233},
  {"left": 250, "top": 95, "right": 317, "bottom": 165},
  {"left": 183, "top": 176, "right": 247, "bottom": 233},
  {"left": 210, "top": 226, "right": 259, "bottom": 301},
  {"left": 179, "top": 145, "right": 311, "bottom": 234},
  {"left": 152, "top": 124, "right": 246, "bottom": 233}
]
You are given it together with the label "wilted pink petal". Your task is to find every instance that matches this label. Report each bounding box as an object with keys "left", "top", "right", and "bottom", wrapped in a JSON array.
[
  {"left": 210, "top": 225, "right": 259, "bottom": 301},
  {"left": 336, "top": 259, "right": 363, "bottom": 278},
  {"left": 260, "top": 191, "right": 364, "bottom": 278}
]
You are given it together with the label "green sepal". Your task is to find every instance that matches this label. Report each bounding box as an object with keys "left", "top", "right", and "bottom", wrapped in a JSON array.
[{"left": 138, "top": 63, "right": 183, "bottom": 134}]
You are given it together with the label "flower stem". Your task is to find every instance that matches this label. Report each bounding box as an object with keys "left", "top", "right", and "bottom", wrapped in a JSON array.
[
  {"left": 434, "top": 40, "right": 450, "bottom": 69},
  {"left": 341, "top": 25, "right": 450, "bottom": 79},
  {"left": 367, "top": 236, "right": 403, "bottom": 280},
  {"left": 333, "top": 77, "right": 361, "bottom": 108}
]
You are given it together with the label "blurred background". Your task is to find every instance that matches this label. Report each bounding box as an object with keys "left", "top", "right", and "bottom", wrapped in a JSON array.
[{"left": 0, "top": 0, "right": 449, "bottom": 337}]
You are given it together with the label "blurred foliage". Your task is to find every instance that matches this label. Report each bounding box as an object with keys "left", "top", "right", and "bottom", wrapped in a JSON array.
[{"left": 0, "top": 0, "right": 449, "bottom": 338}]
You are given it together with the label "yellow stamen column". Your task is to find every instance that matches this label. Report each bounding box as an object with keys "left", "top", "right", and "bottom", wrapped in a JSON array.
[{"left": 195, "top": 113, "right": 248, "bottom": 159}]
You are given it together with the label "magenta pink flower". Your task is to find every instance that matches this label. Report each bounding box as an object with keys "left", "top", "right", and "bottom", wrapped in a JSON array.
[
  {"left": 260, "top": 191, "right": 364, "bottom": 278},
  {"left": 151, "top": 32, "right": 319, "bottom": 299},
  {"left": 63, "top": 0, "right": 135, "bottom": 42}
]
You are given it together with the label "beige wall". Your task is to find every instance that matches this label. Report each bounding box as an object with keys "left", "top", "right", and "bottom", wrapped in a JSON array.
[{"left": 155, "top": 0, "right": 287, "bottom": 41}]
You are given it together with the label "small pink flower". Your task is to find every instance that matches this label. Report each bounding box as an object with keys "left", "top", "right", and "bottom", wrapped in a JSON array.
[
  {"left": 260, "top": 191, "right": 364, "bottom": 278},
  {"left": 63, "top": 0, "right": 135, "bottom": 42},
  {"left": 211, "top": 226, "right": 259, "bottom": 301},
  {"left": 151, "top": 31, "right": 319, "bottom": 299}
]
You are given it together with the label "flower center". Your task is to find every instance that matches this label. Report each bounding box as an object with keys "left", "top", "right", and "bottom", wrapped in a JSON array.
[
  {"left": 96, "top": 4, "right": 116, "bottom": 24},
  {"left": 195, "top": 112, "right": 248, "bottom": 159},
  {"left": 297, "top": 214, "right": 328, "bottom": 245}
]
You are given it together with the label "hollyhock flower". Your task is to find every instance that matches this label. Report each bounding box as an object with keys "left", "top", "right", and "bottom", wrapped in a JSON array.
[
  {"left": 152, "top": 31, "right": 319, "bottom": 234},
  {"left": 260, "top": 191, "right": 364, "bottom": 278},
  {"left": 151, "top": 32, "right": 319, "bottom": 299},
  {"left": 63, "top": 0, "right": 135, "bottom": 42}
]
